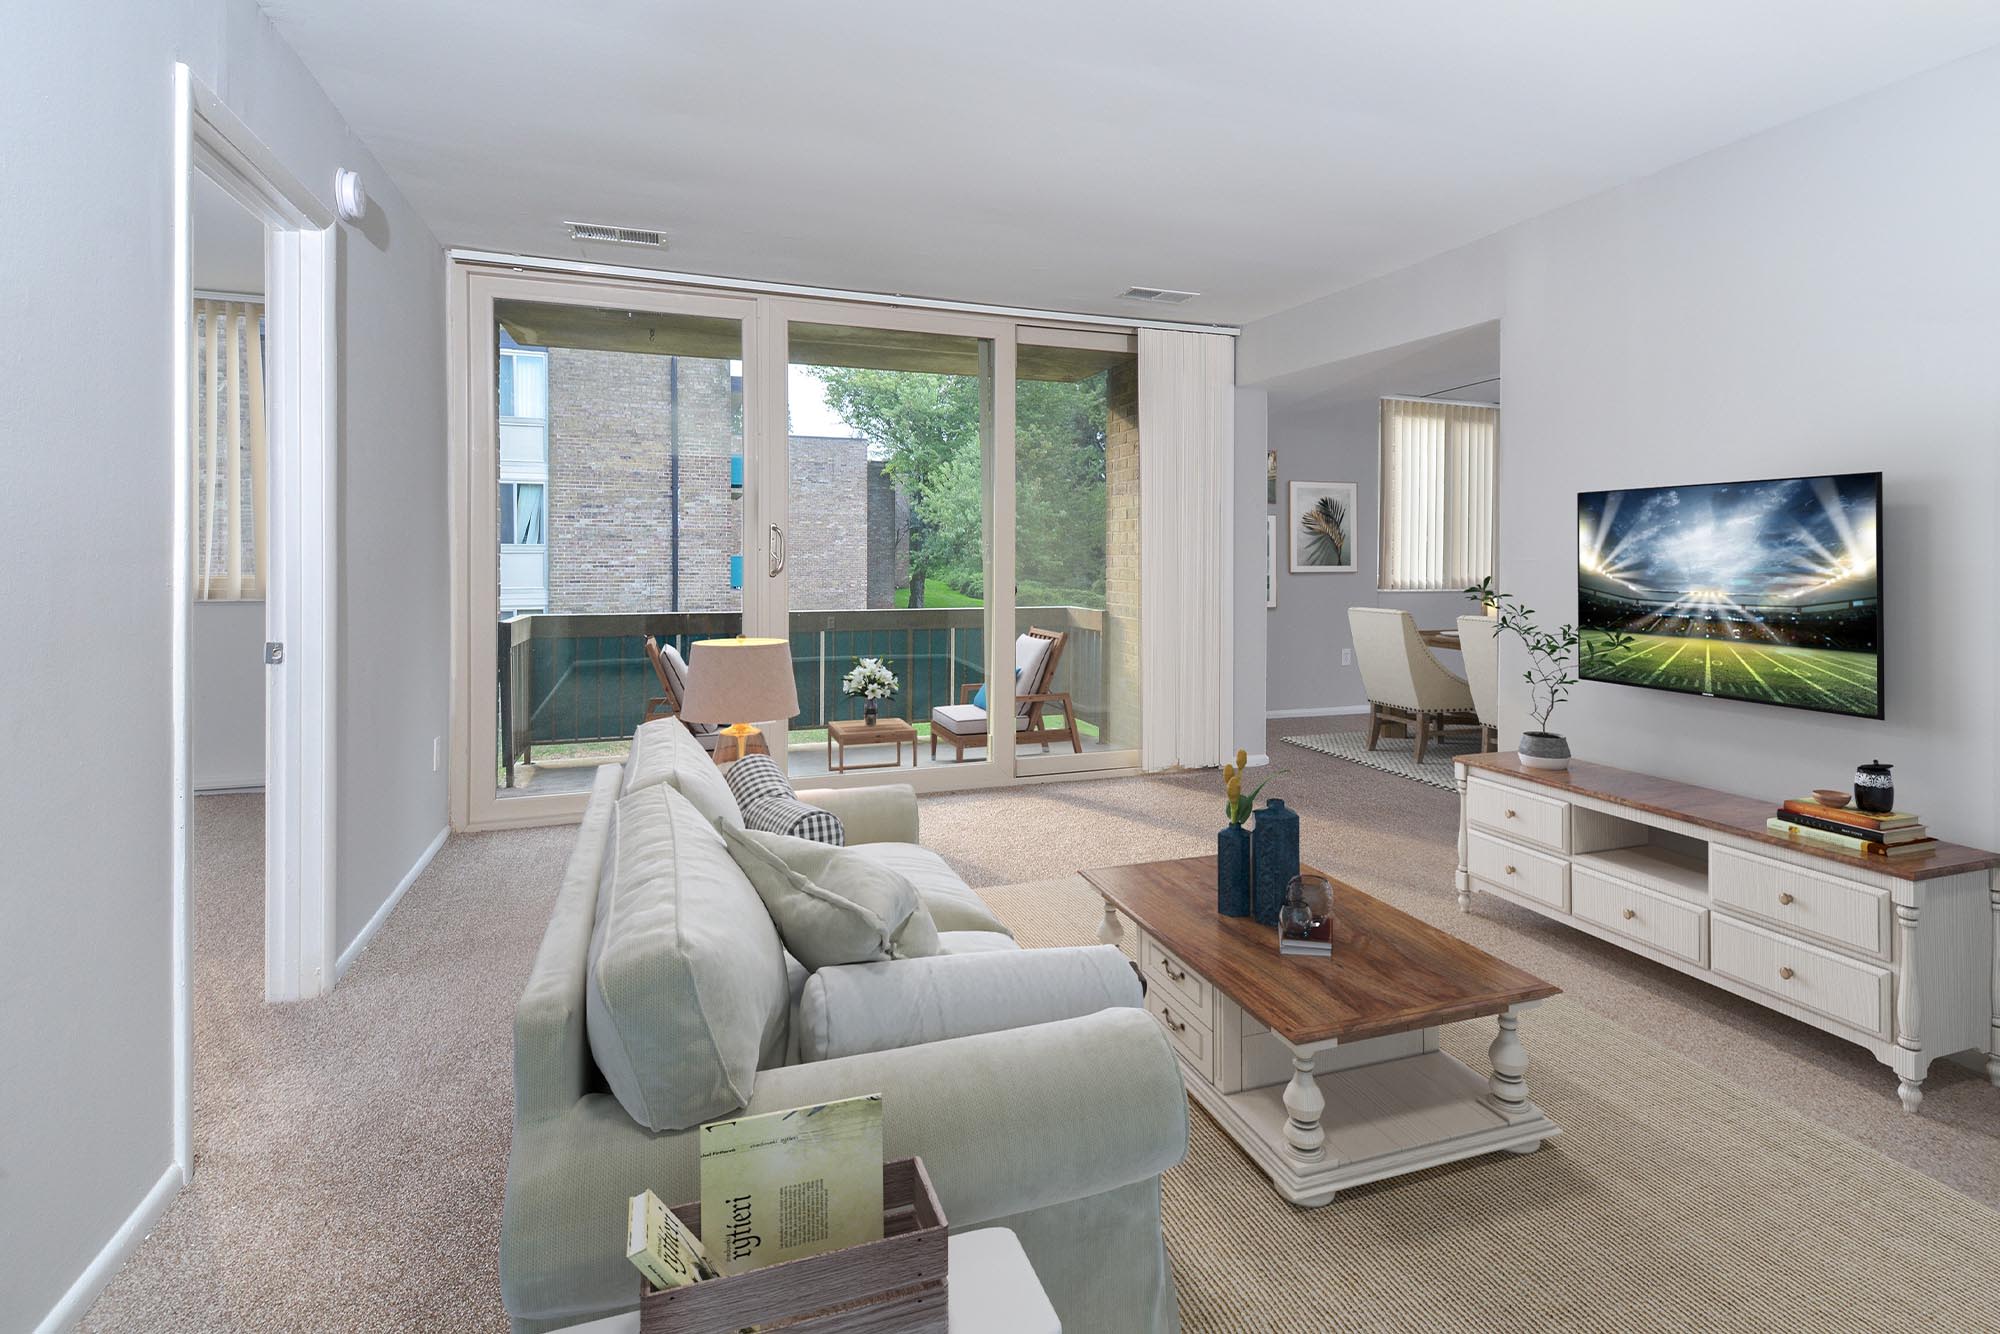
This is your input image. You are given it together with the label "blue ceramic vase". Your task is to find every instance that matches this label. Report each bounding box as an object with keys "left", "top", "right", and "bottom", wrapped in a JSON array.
[
  {"left": 1217, "top": 825, "right": 1252, "bottom": 917},
  {"left": 1250, "top": 799, "right": 1300, "bottom": 926}
]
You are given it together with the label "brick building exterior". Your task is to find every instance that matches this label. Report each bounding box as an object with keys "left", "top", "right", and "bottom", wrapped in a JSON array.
[{"left": 1100, "top": 359, "right": 1142, "bottom": 750}]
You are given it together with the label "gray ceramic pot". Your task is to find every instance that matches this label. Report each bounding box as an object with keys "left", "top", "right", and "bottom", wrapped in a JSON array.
[{"left": 1518, "top": 731, "right": 1571, "bottom": 771}]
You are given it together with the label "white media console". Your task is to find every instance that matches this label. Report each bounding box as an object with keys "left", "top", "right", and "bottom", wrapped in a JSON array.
[{"left": 1455, "top": 753, "right": 2000, "bottom": 1111}]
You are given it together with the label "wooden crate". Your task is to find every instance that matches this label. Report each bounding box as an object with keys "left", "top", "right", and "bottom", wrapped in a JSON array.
[{"left": 640, "top": 1157, "right": 948, "bottom": 1334}]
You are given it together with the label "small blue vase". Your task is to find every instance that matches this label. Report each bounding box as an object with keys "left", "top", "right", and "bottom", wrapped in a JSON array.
[
  {"left": 1250, "top": 799, "right": 1300, "bottom": 926},
  {"left": 1217, "top": 825, "right": 1252, "bottom": 917}
]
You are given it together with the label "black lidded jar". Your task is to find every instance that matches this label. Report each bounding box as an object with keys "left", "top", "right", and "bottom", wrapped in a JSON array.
[{"left": 1853, "top": 760, "right": 1894, "bottom": 815}]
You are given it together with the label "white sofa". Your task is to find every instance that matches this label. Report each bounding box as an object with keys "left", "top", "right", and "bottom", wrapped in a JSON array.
[{"left": 500, "top": 718, "right": 1188, "bottom": 1332}]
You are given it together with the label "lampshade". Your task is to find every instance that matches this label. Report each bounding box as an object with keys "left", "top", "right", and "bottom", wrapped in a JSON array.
[{"left": 676, "top": 637, "right": 800, "bottom": 725}]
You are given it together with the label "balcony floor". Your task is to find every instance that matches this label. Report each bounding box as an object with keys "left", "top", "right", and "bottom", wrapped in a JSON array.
[{"left": 502, "top": 729, "right": 1125, "bottom": 797}]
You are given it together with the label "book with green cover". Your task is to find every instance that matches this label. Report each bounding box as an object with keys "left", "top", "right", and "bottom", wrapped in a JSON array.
[
  {"left": 626, "top": 1188, "right": 714, "bottom": 1291},
  {"left": 698, "top": 1093, "right": 885, "bottom": 1276},
  {"left": 1767, "top": 816, "right": 1936, "bottom": 858}
]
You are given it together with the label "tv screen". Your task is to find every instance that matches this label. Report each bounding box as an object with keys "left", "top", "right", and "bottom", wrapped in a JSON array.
[{"left": 1577, "top": 472, "right": 1882, "bottom": 720}]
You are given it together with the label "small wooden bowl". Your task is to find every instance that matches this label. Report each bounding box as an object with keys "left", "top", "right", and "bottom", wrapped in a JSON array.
[{"left": 1811, "top": 788, "right": 1851, "bottom": 808}]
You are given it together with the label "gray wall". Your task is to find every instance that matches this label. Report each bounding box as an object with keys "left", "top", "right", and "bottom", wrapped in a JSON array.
[
  {"left": 0, "top": 1, "right": 446, "bottom": 1324},
  {"left": 1240, "top": 45, "right": 2000, "bottom": 846},
  {"left": 1265, "top": 325, "right": 1499, "bottom": 714}
]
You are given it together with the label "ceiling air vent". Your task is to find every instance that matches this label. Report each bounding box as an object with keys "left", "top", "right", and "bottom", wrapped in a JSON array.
[
  {"left": 565, "top": 221, "right": 667, "bottom": 248},
  {"left": 1118, "top": 286, "right": 1199, "bottom": 305}
]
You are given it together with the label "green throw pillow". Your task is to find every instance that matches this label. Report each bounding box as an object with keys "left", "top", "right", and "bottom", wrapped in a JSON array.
[{"left": 715, "top": 821, "right": 943, "bottom": 968}]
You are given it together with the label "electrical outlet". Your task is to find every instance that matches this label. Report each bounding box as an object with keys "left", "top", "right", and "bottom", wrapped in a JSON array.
[
  {"left": 432, "top": 737, "right": 442, "bottom": 772},
  {"left": 1341, "top": 648, "right": 1353, "bottom": 667}
]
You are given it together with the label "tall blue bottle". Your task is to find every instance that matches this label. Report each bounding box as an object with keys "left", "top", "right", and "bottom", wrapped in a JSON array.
[
  {"left": 1250, "top": 799, "right": 1300, "bottom": 926},
  {"left": 1216, "top": 825, "right": 1252, "bottom": 917}
]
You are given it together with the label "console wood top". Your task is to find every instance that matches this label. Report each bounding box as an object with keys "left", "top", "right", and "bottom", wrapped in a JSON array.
[
  {"left": 1081, "top": 856, "right": 1559, "bottom": 1046},
  {"left": 1456, "top": 753, "right": 2000, "bottom": 882}
]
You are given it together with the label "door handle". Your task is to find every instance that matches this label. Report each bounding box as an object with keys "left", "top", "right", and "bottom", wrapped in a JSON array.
[{"left": 768, "top": 523, "right": 786, "bottom": 576}]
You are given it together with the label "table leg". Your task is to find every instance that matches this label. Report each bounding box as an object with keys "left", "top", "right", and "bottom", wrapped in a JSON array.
[
  {"left": 1282, "top": 1049, "right": 1326, "bottom": 1163},
  {"left": 1096, "top": 900, "right": 1124, "bottom": 947},
  {"left": 1487, "top": 1006, "right": 1539, "bottom": 1146}
]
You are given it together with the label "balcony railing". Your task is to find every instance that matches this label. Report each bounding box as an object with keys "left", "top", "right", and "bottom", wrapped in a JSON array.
[{"left": 498, "top": 606, "right": 1108, "bottom": 786}]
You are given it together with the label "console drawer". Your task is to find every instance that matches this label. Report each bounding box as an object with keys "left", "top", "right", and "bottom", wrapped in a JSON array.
[
  {"left": 1710, "top": 845, "right": 1890, "bottom": 960},
  {"left": 1711, "top": 913, "right": 1892, "bottom": 1039},
  {"left": 1466, "top": 779, "right": 1568, "bottom": 853},
  {"left": 1467, "top": 830, "right": 1569, "bottom": 911},
  {"left": 1572, "top": 866, "right": 1708, "bottom": 966},
  {"left": 1145, "top": 985, "right": 1215, "bottom": 1082},
  {"left": 1140, "top": 933, "right": 1214, "bottom": 1028}
]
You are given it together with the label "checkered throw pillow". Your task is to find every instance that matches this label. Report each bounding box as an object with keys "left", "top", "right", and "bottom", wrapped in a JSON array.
[{"left": 724, "top": 754, "right": 845, "bottom": 845}]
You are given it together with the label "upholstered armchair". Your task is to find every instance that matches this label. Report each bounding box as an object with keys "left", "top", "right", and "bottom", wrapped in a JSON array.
[
  {"left": 1347, "top": 607, "right": 1479, "bottom": 762},
  {"left": 1456, "top": 614, "right": 1501, "bottom": 752}
]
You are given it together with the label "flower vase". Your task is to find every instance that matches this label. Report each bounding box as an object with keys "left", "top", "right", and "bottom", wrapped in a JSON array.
[
  {"left": 1250, "top": 799, "right": 1300, "bottom": 926},
  {"left": 863, "top": 699, "right": 878, "bottom": 726},
  {"left": 1217, "top": 825, "right": 1252, "bottom": 917}
]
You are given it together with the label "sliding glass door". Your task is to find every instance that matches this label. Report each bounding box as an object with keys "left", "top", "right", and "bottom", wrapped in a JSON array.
[{"left": 453, "top": 263, "right": 1143, "bottom": 829}]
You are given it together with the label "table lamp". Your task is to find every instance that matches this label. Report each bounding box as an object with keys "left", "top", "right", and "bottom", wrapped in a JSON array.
[{"left": 675, "top": 636, "right": 800, "bottom": 763}]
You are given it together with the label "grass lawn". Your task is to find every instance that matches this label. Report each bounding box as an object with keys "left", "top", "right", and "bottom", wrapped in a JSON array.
[{"left": 891, "top": 582, "right": 983, "bottom": 609}]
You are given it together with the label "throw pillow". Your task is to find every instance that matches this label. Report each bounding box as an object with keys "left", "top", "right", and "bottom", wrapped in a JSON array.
[
  {"left": 724, "top": 753, "right": 844, "bottom": 844},
  {"left": 715, "top": 821, "right": 943, "bottom": 969},
  {"left": 970, "top": 666, "right": 1022, "bottom": 712}
]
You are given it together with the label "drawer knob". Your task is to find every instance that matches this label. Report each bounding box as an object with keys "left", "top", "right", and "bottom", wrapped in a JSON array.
[
  {"left": 1778, "top": 965, "right": 1795, "bottom": 981},
  {"left": 1778, "top": 892, "right": 1795, "bottom": 906},
  {"left": 1621, "top": 908, "right": 1636, "bottom": 920},
  {"left": 1160, "top": 1008, "right": 1186, "bottom": 1034},
  {"left": 1505, "top": 809, "right": 1518, "bottom": 819},
  {"left": 1162, "top": 960, "right": 1186, "bottom": 983},
  {"left": 1505, "top": 865, "right": 1517, "bottom": 876}
]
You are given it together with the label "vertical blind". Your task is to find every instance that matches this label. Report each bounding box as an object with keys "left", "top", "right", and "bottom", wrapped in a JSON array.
[
  {"left": 192, "top": 299, "right": 267, "bottom": 599},
  {"left": 1378, "top": 397, "right": 1498, "bottom": 592}
]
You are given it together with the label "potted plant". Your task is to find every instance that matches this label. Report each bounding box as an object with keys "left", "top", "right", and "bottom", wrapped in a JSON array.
[
  {"left": 1464, "top": 577, "right": 1633, "bottom": 770},
  {"left": 840, "top": 656, "right": 899, "bottom": 726}
]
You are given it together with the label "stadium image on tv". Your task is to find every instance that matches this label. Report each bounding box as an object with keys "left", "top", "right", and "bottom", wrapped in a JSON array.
[{"left": 1577, "top": 472, "right": 1882, "bottom": 719}]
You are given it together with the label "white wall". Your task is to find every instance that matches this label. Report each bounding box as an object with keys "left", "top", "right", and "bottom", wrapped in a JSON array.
[
  {"left": 192, "top": 602, "right": 267, "bottom": 789},
  {"left": 1264, "top": 324, "right": 1499, "bottom": 714},
  {"left": 0, "top": 2, "right": 447, "bottom": 1326},
  {"left": 1240, "top": 45, "right": 2000, "bottom": 846},
  {"left": 1232, "top": 388, "right": 1269, "bottom": 757}
]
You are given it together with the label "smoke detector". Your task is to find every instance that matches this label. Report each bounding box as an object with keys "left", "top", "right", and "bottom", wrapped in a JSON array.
[
  {"left": 1118, "top": 286, "right": 1199, "bottom": 305},
  {"left": 565, "top": 221, "right": 667, "bottom": 248}
]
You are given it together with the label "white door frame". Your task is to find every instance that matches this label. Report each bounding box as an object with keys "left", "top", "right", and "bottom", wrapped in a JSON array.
[{"left": 170, "top": 64, "right": 339, "bottom": 1174}]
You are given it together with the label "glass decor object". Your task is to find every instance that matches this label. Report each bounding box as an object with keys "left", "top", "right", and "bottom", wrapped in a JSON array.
[
  {"left": 1853, "top": 760, "right": 1895, "bottom": 814},
  {"left": 1250, "top": 799, "right": 1300, "bottom": 927},
  {"left": 1279, "top": 873, "right": 1334, "bottom": 957}
]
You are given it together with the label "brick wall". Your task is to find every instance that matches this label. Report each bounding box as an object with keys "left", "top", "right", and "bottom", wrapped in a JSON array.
[
  {"left": 1102, "top": 358, "right": 1142, "bottom": 749},
  {"left": 784, "top": 436, "right": 874, "bottom": 611}
]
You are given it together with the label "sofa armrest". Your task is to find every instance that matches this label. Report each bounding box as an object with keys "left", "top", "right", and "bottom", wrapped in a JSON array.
[
  {"left": 798, "top": 945, "right": 1140, "bottom": 1062},
  {"left": 501, "top": 1007, "right": 1186, "bottom": 1324},
  {"left": 795, "top": 782, "right": 918, "bottom": 845}
]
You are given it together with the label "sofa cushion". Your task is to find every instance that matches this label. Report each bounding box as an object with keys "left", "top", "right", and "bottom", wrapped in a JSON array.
[
  {"left": 585, "top": 782, "right": 789, "bottom": 1131},
  {"left": 844, "top": 842, "right": 1013, "bottom": 937},
  {"left": 929, "top": 703, "right": 1030, "bottom": 738},
  {"left": 938, "top": 931, "right": 1020, "bottom": 955},
  {"left": 623, "top": 717, "right": 742, "bottom": 831},
  {"left": 726, "top": 754, "right": 844, "bottom": 844},
  {"left": 716, "top": 823, "right": 943, "bottom": 969},
  {"left": 796, "top": 945, "right": 1141, "bottom": 1062}
]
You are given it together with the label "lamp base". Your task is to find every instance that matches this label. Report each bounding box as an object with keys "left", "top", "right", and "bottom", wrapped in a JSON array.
[{"left": 715, "top": 723, "right": 769, "bottom": 764}]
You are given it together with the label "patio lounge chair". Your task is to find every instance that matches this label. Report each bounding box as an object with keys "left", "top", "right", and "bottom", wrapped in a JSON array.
[
  {"left": 642, "top": 636, "right": 723, "bottom": 753},
  {"left": 930, "top": 626, "right": 1083, "bottom": 762}
]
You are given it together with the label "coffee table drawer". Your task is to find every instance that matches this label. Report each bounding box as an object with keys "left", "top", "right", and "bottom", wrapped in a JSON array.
[
  {"left": 1145, "top": 986, "right": 1215, "bottom": 1082},
  {"left": 1467, "top": 779, "right": 1568, "bottom": 853},
  {"left": 1468, "top": 830, "right": 1569, "bottom": 911},
  {"left": 1711, "top": 913, "right": 1892, "bottom": 1039},
  {"left": 1710, "top": 845, "right": 1890, "bottom": 960},
  {"left": 1572, "top": 866, "right": 1707, "bottom": 966},
  {"left": 1140, "top": 934, "right": 1213, "bottom": 1028}
]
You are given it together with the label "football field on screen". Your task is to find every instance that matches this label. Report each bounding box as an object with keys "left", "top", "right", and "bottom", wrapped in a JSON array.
[{"left": 1581, "top": 631, "right": 1879, "bottom": 716}]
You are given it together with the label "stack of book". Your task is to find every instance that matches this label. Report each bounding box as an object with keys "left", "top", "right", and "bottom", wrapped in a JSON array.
[{"left": 1766, "top": 798, "right": 1936, "bottom": 860}]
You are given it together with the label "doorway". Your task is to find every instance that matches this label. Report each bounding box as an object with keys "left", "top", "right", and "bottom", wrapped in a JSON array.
[{"left": 170, "top": 65, "right": 340, "bottom": 1181}]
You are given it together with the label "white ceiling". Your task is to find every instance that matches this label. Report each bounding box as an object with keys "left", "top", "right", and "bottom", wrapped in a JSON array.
[
  {"left": 191, "top": 171, "right": 264, "bottom": 295},
  {"left": 259, "top": 2, "right": 2000, "bottom": 324}
]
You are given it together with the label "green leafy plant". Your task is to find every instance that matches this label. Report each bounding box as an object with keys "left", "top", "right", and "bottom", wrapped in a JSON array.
[
  {"left": 1222, "top": 749, "right": 1276, "bottom": 826},
  {"left": 1464, "top": 577, "right": 1634, "bottom": 735},
  {"left": 1299, "top": 495, "right": 1350, "bottom": 566}
]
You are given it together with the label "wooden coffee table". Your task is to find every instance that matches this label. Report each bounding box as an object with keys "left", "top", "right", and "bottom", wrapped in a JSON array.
[
  {"left": 827, "top": 717, "right": 918, "bottom": 773},
  {"left": 1082, "top": 856, "right": 1561, "bottom": 1206}
]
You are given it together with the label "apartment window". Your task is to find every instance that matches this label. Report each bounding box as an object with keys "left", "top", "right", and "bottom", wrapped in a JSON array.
[
  {"left": 192, "top": 298, "right": 267, "bottom": 600},
  {"left": 500, "top": 482, "right": 546, "bottom": 545},
  {"left": 1378, "top": 397, "right": 1498, "bottom": 592}
]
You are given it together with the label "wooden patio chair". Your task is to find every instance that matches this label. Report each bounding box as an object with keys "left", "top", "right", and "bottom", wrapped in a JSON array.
[
  {"left": 929, "top": 626, "right": 1084, "bottom": 762},
  {"left": 642, "top": 635, "right": 722, "bottom": 752}
]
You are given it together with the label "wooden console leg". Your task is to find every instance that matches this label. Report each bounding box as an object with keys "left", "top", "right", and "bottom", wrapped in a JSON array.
[
  {"left": 1454, "top": 768, "right": 1472, "bottom": 913},
  {"left": 1281, "top": 1050, "right": 1326, "bottom": 1163},
  {"left": 1897, "top": 1079, "right": 1924, "bottom": 1114},
  {"left": 1096, "top": 900, "right": 1125, "bottom": 947}
]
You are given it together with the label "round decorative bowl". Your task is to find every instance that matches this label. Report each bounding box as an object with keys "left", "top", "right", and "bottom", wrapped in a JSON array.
[{"left": 1811, "top": 788, "right": 1851, "bottom": 808}]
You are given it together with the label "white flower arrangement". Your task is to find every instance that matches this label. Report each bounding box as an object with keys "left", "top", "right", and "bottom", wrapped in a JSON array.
[{"left": 840, "top": 656, "right": 900, "bottom": 701}]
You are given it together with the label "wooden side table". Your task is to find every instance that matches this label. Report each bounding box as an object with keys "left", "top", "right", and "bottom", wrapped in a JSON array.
[{"left": 827, "top": 717, "right": 918, "bottom": 773}]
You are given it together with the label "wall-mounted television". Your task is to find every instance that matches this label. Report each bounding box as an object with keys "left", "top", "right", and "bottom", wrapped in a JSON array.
[{"left": 1577, "top": 472, "right": 1882, "bottom": 720}]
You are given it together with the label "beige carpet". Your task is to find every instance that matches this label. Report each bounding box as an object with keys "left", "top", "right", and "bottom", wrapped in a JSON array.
[
  {"left": 986, "top": 874, "right": 2000, "bottom": 1333},
  {"left": 79, "top": 721, "right": 2000, "bottom": 1330}
]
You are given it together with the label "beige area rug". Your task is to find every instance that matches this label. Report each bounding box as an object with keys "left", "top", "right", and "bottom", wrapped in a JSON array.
[{"left": 980, "top": 875, "right": 2000, "bottom": 1334}]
